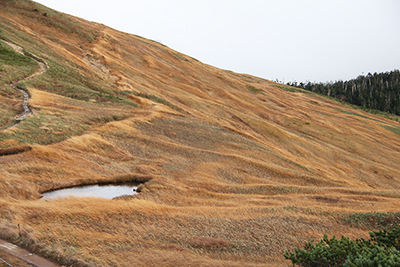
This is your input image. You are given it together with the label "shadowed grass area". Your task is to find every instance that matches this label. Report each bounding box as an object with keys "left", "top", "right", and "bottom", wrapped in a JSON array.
[{"left": 0, "top": 145, "right": 32, "bottom": 156}]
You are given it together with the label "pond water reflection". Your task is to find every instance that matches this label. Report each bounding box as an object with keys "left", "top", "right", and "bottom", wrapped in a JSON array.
[{"left": 41, "top": 184, "right": 138, "bottom": 200}]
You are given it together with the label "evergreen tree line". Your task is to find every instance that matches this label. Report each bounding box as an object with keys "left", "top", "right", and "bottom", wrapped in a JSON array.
[{"left": 287, "top": 70, "right": 400, "bottom": 115}]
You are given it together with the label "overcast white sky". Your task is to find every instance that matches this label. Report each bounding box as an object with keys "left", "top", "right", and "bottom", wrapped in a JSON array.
[{"left": 34, "top": 0, "right": 400, "bottom": 83}]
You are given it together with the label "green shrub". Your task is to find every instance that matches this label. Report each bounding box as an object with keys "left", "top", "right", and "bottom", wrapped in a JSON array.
[
  {"left": 284, "top": 227, "right": 400, "bottom": 266},
  {"left": 247, "top": 85, "right": 261, "bottom": 93},
  {"left": 345, "top": 246, "right": 400, "bottom": 267}
]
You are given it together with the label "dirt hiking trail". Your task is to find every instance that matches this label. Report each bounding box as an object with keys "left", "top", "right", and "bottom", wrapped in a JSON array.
[{"left": 2, "top": 40, "right": 48, "bottom": 127}]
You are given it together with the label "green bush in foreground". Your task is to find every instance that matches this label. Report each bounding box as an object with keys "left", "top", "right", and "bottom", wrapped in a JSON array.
[{"left": 284, "top": 227, "right": 400, "bottom": 266}]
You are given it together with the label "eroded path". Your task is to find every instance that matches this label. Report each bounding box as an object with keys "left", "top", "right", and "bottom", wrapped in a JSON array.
[{"left": 3, "top": 40, "right": 48, "bottom": 127}]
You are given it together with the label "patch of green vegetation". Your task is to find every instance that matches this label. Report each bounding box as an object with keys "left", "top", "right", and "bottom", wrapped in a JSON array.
[
  {"left": 247, "top": 85, "right": 261, "bottom": 93},
  {"left": 22, "top": 48, "right": 45, "bottom": 64},
  {"left": 275, "top": 84, "right": 305, "bottom": 93},
  {"left": 149, "top": 39, "right": 168, "bottom": 48},
  {"left": 0, "top": 41, "right": 36, "bottom": 66},
  {"left": 118, "top": 97, "right": 139, "bottom": 107},
  {"left": 384, "top": 125, "right": 400, "bottom": 137},
  {"left": 172, "top": 52, "right": 189, "bottom": 62},
  {"left": 337, "top": 109, "right": 383, "bottom": 123},
  {"left": 0, "top": 40, "right": 39, "bottom": 86},
  {"left": 189, "top": 56, "right": 199, "bottom": 62},
  {"left": 283, "top": 205, "right": 299, "bottom": 211}
]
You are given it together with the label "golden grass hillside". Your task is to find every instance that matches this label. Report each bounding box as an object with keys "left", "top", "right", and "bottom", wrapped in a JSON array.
[{"left": 1, "top": 1, "right": 400, "bottom": 266}]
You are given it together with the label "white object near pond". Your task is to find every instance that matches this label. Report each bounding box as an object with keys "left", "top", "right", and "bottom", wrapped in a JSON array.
[{"left": 41, "top": 184, "right": 138, "bottom": 200}]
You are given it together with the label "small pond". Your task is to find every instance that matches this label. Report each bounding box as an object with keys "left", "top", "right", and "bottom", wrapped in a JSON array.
[{"left": 41, "top": 184, "right": 138, "bottom": 200}]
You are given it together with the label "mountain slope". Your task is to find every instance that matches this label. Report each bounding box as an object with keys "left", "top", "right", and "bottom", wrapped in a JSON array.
[{"left": 1, "top": 1, "right": 400, "bottom": 266}]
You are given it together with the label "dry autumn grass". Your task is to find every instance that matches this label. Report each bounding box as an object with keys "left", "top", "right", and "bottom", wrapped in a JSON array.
[{"left": 1, "top": 1, "right": 400, "bottom": 266}]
